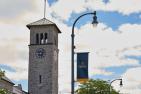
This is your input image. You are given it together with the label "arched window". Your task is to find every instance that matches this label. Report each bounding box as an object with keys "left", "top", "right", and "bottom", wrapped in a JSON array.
[
  {"left": 36, "top": 33, "right": 39, "bottom": 44},
  {"left": 40, "top": 33, "right": 44, "bottom": 44},
  {"left": 45, "top": 33, "right": 48, "bottom": 44}
]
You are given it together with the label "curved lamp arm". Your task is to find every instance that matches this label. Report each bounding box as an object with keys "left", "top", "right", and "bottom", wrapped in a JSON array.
[
  {"left": 71, "top": 11, "right": 98, "bottom": 94},
  {"left": 110, "top": 78, "right": 123, "bottom": 86},
  {"left": 109, "top": 78, "right": 123, "bottom": 94},
  {"left": 72, "top": 11, "right": 98, "bottom": 39}
]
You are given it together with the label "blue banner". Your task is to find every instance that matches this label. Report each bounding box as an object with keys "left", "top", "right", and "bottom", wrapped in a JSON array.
[{"left": 77, "top": 52, "right": 89, "bottom": 82}]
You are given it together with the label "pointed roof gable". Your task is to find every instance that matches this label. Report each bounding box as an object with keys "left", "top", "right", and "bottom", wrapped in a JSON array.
[
  {"left": 27, "top": 18, "right": 61, "bottom": 33},
  {"left": 27, "top": 18, "right": 54, "bottom": 26}
]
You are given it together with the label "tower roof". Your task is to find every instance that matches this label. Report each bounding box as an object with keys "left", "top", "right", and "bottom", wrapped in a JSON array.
[{"left": 26, "top": 18, "right": 61, "bottom": 33}]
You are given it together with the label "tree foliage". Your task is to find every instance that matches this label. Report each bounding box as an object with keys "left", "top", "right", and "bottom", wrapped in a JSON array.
[
  {"left": 0, "top": 69, "right": 9, "bottom": 94},
  {"left": 76, "top": 79, "right": 119, "bottom": 94},
  {"left": 0, "top": 89, "right": 9, "bottom": 94},
  {"left": 0, "top": 69, "right": 5, "bottom": 78}
]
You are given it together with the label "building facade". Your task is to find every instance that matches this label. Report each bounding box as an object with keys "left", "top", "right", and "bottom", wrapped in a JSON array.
[
  {"left": 13, "top": 84, "right": 23, "bottom": 94},
  {"left": 0, "top": 76, "right": 27, "bottom": 94},
  {"left": 27, "top": 18, "right": 61, "bottom": 94},
  {"left": 0, "top": 76, "right": 14, "bottom": 93}
]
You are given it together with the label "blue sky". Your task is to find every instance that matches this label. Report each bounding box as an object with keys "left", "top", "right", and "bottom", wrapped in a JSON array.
[
  {"left": 0, "top": 0, "right": 141, "bottom": 93},
  {"left": 66, "top": 11, "right": 141, "bottom": 30}
]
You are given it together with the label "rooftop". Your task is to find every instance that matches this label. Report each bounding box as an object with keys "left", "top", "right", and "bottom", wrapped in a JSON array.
[
  {"left": 26, "top": 18, "right": 61, "bottom": 33},
  {"left": 27, "top": 18, "right": 55, "bottom": 26},
  {"left": 2, "top": 76, "right": 15, "bottom": 85}
]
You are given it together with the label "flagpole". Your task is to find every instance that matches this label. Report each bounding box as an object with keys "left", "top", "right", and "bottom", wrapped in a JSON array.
[{"left": 44, "top": 0, "right": 46, "bottom": 18}]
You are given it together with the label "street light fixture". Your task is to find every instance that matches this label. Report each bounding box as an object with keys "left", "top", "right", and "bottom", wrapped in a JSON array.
[
  {"left": 71, "top": 11, "right": 98, "bottom": 94},
  {"left": 120, "top": 79, "right": 123, "bottom": 87},
  {"left": 109, "top": 78, "right": 123, "bottom": 94},
  {"left": 92, "top": 11, "right": 98, "bottom": 27}
]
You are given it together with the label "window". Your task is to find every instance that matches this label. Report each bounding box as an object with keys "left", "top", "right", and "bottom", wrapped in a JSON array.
[
  {"left": 45, "top": 33, "right": 48, "bottom": 44},
  {"left": 36, "top": 33, "right": 39, "bottom": 44},
  {"left": 39, "top": 75, "right": 42, "bottom": 83},
  {"left": 40, "top": 33, "right": 44, "bottom": 44}
]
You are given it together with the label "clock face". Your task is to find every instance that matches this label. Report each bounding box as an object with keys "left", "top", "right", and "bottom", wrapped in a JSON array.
[{"left": 35, "top": 48, "right": 46, "bottom": 58}]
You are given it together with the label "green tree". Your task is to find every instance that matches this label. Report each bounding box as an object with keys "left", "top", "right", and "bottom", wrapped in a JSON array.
[
  {"left": 0, "top": 89, "right": 9, "bottom": 94},
  {"left": 0, "top": 69, "right": 9, "bottom": 94},
  {"left": 0, "top": 69, "right": 5, "bottom": 78},
  {"left": 76, "top": 79, "right": 119, "bottom": 94}
]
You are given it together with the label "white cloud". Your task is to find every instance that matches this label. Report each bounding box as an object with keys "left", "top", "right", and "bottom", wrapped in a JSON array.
[
  {"left": 0, "top": 0, "right": 37, "bottom": 19},
  {"left": 107, "top": 0, "right": 141, "bottom": 15},
  {"left": 50, "top": 0, "right": 141, "bottom": 20},
  {"left": 87, "top": 0, "right": 141, "bottom": 15},
  {"left": 0, "top": 0, "right": 52, "bottom": 24},
  {"left": 0, "top": 23, "right": 29, "bottom": 81},
  {"left": 57, "top": 22, "right": 141, "bottom": 92},
  {"left": 116, "top": 67, "right": 141, "bottom": 94},
  {"left": 5, "top": 60, "right": 28, "bottom": 81},
  {"left": 0, "top": 23, "right": 29, "bottom": 61},
  {"left": 75, "top": 23, "right": 141, "bottom": 68},
  {"left": 50, "top": 0, "right": 86, "bottom": 20}
]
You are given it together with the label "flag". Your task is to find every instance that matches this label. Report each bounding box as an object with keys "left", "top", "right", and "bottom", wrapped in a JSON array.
[{"left": 77, "top": 52, "right": 89, "bottom": 83}]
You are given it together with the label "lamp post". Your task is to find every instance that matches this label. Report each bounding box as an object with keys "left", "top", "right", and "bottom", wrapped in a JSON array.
[
  {"left": 71, "top": 11, "right": 98, "bottom": 94},
  {"left": 109, "top": 78, "right": 123, "bottom": 94}
]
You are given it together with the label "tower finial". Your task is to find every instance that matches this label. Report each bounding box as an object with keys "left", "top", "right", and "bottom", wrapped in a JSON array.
[{"left": 44, "top": 0, "right": 47, "bottom": 18}]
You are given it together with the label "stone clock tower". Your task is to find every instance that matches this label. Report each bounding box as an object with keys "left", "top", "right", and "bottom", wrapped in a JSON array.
[{"left": 27, "top": 18, "right": 61, "bottom": 94}]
